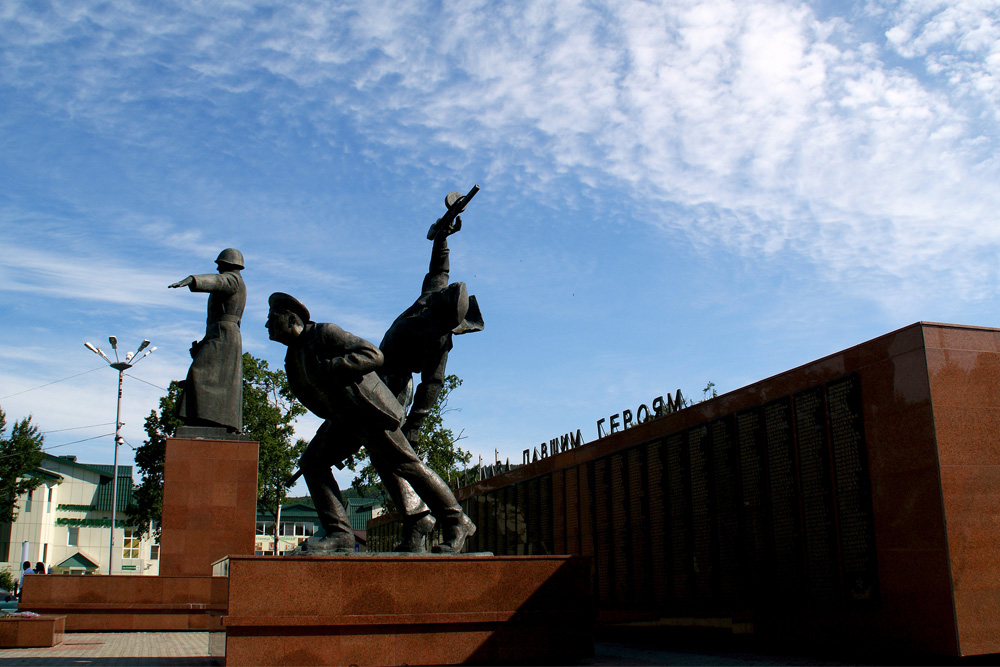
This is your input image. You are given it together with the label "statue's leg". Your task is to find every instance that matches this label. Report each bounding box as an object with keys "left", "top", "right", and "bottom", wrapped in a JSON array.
[
  {"left": 366, "top": 428, "right": 474, "bottom": 553},
  {"left": 372, "top": 461, "right": 434, "bottom": 552},
  {"left": 299, "top": 421, "right": 354, "bottom": 550}
]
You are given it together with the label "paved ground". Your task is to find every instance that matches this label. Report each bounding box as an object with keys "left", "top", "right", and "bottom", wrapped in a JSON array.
[
  {"left": 0, "top": 633, "right": 855, "bottom": 666},
  {"left": 1, "top": 630, "right": 997, "bottom": 666},
  {"left": 0, "top": 632, "right": 215, "bottom": 666}
]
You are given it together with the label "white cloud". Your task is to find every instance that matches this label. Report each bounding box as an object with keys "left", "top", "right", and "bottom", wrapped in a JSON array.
[{"left": 1, "top": 0, "right": 997, "bottom": 315}]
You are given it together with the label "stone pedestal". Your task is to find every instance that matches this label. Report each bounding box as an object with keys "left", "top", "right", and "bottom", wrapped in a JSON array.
[
  {"left": 215, "top": 554, "right": 594, "bottom": 666},
  {"left": 159, "top": 437, "right": 259, "bottom": 577},
  {"left": 20, "top": 575, "right": 227, "bottom": 632},
  {"left": 0, "top": 615, "right": 65, "bottom": 648}
]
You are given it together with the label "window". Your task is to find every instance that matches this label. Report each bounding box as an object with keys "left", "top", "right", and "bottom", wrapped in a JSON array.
[
  {"left": 68, "top": 527, "right": 79, "bottom": 547},
  {"left": 122, "top": 528, "right": 140, "bottom": 560},
  {"left": 47, "top": 487, "right": 53, "bottom": 513},
  {"left": 42, "top": 543, "right": 48, "bottom": 563},
  {"left": 149, "top": 545, "right": 159, "bottom": 561},
  {"left": 279, "top": 522, "right": 315, "bottom": 537},
  {"left": 24, "top": 490, "right": 31, "bottom": 513}
]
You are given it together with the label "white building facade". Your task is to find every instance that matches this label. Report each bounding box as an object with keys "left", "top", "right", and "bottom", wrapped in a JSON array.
[{"left": 0, "top": 454, "right": 159, "bottom": 577}]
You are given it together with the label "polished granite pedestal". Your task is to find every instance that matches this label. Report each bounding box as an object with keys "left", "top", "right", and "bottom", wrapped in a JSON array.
[
  {"left": 159, "top": 436, "right": 259, "bottom": 577},
  {"left": 21, "top": 436, "right": 256, "bottom": 632},
  {"left": 0, "top": 615, "right": 65, "bottom": 648},
  {"left": 19, "top": 575, "right": 227, "bottom": 632},
  {"left": 213, "top": 554, "right": 594, "bottom": 666}
]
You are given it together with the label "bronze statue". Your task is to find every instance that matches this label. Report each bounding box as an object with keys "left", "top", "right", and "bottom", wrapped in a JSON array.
[
  {"left": 266, "top": 292, "right": 475, "bottom": 554},
  {"left": 169, "top": 248, "right": 246, "bottom": 433},
  {"left": 377, "top": 186, "right": 484, "bottom": 551}
]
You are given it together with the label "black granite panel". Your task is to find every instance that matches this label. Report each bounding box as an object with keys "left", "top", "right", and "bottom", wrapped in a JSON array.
[
  {"left": 764, "top": 398, "right": 802, "bottom": 601},
  {"left": 646, "top": 440, "right": 669, "bottom": 605},
  {"left": 711, "top": 417, "right": 739, "bottom": 608},
  {"left": 794, "top": 387, "right": 838, "bottom": 605},
  {"left": 610, "top": 453, "right": 629, "bottom": 604},
  {"left": 827, "top": 374, "right": 879, "bottom": 605},
  {"left": 666, "top": 432, "right": 693, "bottom": 608},
  {"left": 594, "top": 457, "right": 611, "bottom": 603},
  {"left": 541, "top": 474, "right": 553, "bottom": 555},
  {"left": 736, "top": 408, "right": 768, "bottom": 604},
  {"left": 628, "top": 446, "right": 650, "bottom": 605}
]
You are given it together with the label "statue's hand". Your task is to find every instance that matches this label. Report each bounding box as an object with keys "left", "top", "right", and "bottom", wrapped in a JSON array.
[{"left": 169, "top": 276, "right": 194, "bottom": 289}]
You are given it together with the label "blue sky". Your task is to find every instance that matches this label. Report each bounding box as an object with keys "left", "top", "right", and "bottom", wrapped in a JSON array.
[{"left": 2, "top": 0, "right": 998, "bottom": 492}]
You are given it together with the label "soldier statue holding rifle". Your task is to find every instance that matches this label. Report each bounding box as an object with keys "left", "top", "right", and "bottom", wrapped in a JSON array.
[{"left": 272, "top": 186, "right": 482, "bottom": 554}]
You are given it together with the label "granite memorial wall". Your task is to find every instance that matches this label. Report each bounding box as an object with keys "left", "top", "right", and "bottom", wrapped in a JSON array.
[{"left": 369, "top": 321, "right": 1000, "bottom": 656}]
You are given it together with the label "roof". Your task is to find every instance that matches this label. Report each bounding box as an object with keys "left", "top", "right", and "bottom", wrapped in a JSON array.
[
  {"left": 55, "top": 552, "right": 100, "bottom": 569},
  {"left": 42, "top": 454, "right": 115, "bottom": 480},
  {"left": 256, "top": 500, "right": 377, "bottom": 531},
  {"left": 38, "top": 455, "right": 135, "bottom": 512},
  {"left": 91, "top": 471, "right": 134, "bottom": 512},
  {"left": 24, "top": 469, "right": 64, "bottom": 482}
]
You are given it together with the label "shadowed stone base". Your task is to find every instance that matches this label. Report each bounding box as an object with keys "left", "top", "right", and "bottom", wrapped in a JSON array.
[
  {"left": 214, "top": 554, "right": 594, "bottom": 666},
  {"left": 19, "top": 576, "right": 226, "bottom": 632}
]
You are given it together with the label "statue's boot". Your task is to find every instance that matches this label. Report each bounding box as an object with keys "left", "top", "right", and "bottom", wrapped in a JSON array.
[
  {"left": 291, "top": 530, "right": 354, "bottom": 555},
  {"left": 300, "top": 455, "right": 355, "bottom": 553},
  {"left": 432, "top": 512, "right": 476, "bottom": 554},
  {"left": 394, "top": 513, "right": 435, "bottom": 553}
]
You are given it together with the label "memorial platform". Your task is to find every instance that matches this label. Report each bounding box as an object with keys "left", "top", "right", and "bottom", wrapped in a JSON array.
[
  {"left": 213, "top": 554, "right": 594, "bottom": 666},
  {"left": 21, "top": 436, "right": 255, "bottom": 633},
  {"left": 19, "top": 575, "right": 227, "bottom": 632}
]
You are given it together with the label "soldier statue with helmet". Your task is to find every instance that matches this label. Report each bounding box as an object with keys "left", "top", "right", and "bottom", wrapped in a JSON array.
[{"left": 169, "top": 248, "right": 246, "bottom": 433}]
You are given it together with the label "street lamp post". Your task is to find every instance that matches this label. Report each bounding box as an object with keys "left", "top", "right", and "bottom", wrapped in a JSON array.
[{"left": 84, "top": 337, "right": 155, "bottom": 574}]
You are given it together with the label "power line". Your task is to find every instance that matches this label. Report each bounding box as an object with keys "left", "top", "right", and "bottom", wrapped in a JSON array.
[
  {"left": 42, "top": 423, "right": 116, "bottom": 434},
  {"left": 0, "top": 366, "right": 105, "bottom": 400},
  {"left": 43, "top": 433, "right": 116, "bottom": 449},
  {"left": 0, "top": 432, "right": 115, "bottom": 462},
  {"left": 123, "top": 373, "right": 168, "bottom": 391}
]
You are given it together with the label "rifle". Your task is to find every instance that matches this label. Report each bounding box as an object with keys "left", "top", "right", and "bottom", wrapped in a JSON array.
[{"left": 427, "top": 184, "right": 479, "bottom": 240}]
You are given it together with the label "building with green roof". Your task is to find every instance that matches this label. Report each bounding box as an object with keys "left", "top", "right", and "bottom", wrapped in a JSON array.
[
  {"left": 255, "top": 497, "right": 383, "bottom": 555},
  {"left": 0, "top": 454, "right": 158, "bottom": 577}
]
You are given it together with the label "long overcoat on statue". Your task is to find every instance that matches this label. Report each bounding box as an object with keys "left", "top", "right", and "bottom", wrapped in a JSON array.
[{"left": 178, "top": 270, "right": 245, "bottom": 431}]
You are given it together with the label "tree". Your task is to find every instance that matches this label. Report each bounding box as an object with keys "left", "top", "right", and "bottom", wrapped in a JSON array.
[
  {"left": 0, "top": 407, "right": 46, "bottom": 524},
  {"left": 129, "top": 382, "right": 183, "bottom": 539},
  {"left": 345, "top": 374, "right": 472, "bottom": 509},
  {"left": 128, "top": 353, "right": 306, "bottom": 548}
]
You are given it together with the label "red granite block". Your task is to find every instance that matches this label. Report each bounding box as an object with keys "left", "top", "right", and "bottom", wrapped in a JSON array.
[
  {"left": 20, "top": 575, "right": 226, "bottom": 632},
  {"left": 220, "top": 555, "right": 593, "bottom": 666},
  {"left": 0, "top": 615, "right": 64, "bottom": 648},
  {"left": 159, "top": 437, "right": 259, "bottom": 576}
]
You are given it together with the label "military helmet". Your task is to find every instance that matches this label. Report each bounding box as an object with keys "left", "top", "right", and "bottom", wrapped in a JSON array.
[{"left": 215, "top": 248, "right": 245, "bottom": 269}]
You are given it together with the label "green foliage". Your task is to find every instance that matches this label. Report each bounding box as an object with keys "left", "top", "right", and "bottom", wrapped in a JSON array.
[
  {"left": 128, "top": 354, "right": 306, "bottom": 544},
  {"left": 243, "top": 354, "right": 307, "bottom": 553},
  {"left": 0, "top": 407, "right": 46, "bottom": 524},
  {"left": 0, "top": 566, "right": 15, "bottom": 593},
  {"left": 345, "top": 375, "right": 472, "bottom": 510}
]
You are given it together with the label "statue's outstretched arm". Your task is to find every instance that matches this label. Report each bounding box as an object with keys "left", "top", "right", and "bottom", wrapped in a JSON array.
[{"left": 184, "top": 272, "right": 240, "bottom": 294}]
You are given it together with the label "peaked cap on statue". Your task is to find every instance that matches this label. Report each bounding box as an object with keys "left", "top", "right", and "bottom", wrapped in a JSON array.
[{"left": 268, "top": 292, "right": 311, "bottom": 323}]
